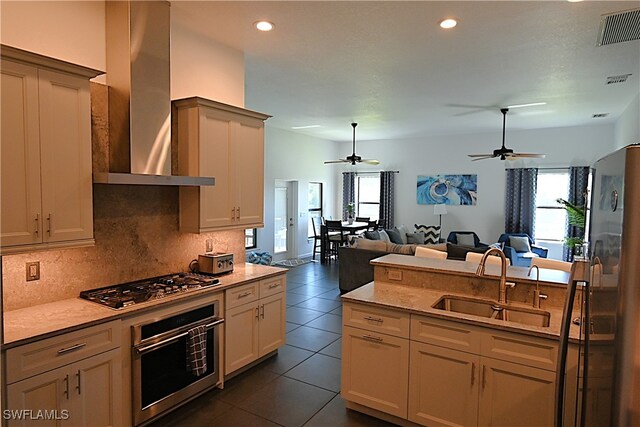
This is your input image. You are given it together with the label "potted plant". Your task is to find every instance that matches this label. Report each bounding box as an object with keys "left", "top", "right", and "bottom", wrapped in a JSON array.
[
  {"left": 346, "top": 202, "right": 355, "bottom": 224},
  {"left": 556, "top": 198, "right": 586, "bottom": 257}
]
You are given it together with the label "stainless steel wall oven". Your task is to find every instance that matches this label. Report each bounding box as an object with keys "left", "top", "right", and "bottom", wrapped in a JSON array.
[{"left": 132, "top": 301, "right": 223, "bottom": 425}]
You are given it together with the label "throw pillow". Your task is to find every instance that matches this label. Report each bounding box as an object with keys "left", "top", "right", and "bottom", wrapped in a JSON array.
[
  {"left": 456, "top": 233, "right": 476, "bottom": 247},
  {"left": 363, "top": 230, "right": 380, "bottom": 240},
  {"left": 355, "top": 238, "right": 387, "bottom": 251},
  {"left": 415, "top": 224, "right": 441, "bottom": 244},
  {"left": 346, "top": 234, "right": 363, "bottom": 247},
  {"left": 509, "top": 236, "right": 532, "bottom": 253},
  {"left": 385, "top": 228, "right": 404, "bottom": 244},
  {"left": 406, "top": 232, "right": 426, "bottom": 244},
  {"left": 396, "top": 224, "right": 410, "bottom": 244},
  {"left": 378, "top": 229, "right": 391, "bottom": 242},
  {"left": 386, "top": 242, "right": 417, "bottom": 255}
]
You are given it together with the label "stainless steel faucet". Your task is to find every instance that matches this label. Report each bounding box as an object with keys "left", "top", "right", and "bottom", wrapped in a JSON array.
[
  {"left": 527, "top": 264, "right": 548, "bottom": 308},
  {"left": 476, "top": 248, "right": 515, "bottom": 304}
]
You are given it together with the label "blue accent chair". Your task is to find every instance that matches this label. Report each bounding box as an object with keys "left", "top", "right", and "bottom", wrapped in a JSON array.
[
  {"left": 446, "top": 231, "right": 489, "bottom": 248},
  {"left": 497, "top": 233, "right": 548, "bottom": 267}
]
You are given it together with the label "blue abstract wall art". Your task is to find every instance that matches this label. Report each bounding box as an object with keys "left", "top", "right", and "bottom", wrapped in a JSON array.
[{"left": 417, "top": 174, "right": 477, "bottom": 205}]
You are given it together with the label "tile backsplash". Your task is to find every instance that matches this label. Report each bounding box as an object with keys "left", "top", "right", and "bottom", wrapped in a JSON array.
[{"left": 2, "top": 184, "right": 246, "bottom": 311}]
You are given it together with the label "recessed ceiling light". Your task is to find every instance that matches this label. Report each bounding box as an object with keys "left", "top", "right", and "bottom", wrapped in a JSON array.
[
  {"left": 254, "top": 21, "right": 275, "bottom": 32},
  {"left": 567, "top": 0, "right": 584, "bottom": 3},
  {"left": 439, "top": 18, "right": 457, "bottom": 29},
  {"left": 291, "top": 125, "right": 321, "bottom": 130},
  {"left": 507, "top": 102, "right": 547, "bottom": 109}
]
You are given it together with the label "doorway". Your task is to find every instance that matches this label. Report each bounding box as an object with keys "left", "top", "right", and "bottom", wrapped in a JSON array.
[{"left": 273, "top": 180, "right": 298, "bottom": 262}]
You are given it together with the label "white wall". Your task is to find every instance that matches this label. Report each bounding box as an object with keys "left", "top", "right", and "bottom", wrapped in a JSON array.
[
  {"left": 261, "top": 126, "right": 339, "bottom": 259},
  {"left": 331, "top": 123, "right": 616, "bottom": 244},
  {"left": 614, "top": 93, "right": 640, "bottom": 150}
]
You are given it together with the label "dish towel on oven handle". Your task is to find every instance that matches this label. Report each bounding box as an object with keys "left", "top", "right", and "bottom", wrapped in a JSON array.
[{"left": 187, "top": 325, "right": 207, "bottom": 376}]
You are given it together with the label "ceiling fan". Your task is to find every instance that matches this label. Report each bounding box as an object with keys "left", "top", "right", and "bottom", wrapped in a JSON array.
[
  {"left": 324, "top": 123, "right": 380, "bottom": 165},
  {"left": 468, "top": 108, "right": 546, "bottom": 161}
]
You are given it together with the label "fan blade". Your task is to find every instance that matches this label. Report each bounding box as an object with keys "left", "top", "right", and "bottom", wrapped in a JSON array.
[
  {"left": 470, "top": 155, "right": 495, "bottom": 161},
  {"left": 468, "top": 153, "right": 494, "bottom": 158},
  {"left": 361, "top": 159, "right": 380, "bottom": 165},
  {"left": 324, "top": 159, "right": 349, "bottom": 164},
  {"left": 511, "top": 153, "right": 546, "bottom": 158}
]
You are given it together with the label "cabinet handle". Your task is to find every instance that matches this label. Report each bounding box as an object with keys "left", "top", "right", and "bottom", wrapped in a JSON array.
[
  {"left": 57, "top": 342, "right": 87, "bottom": 355},
  {"left": 236, "top": 207, "right": 240, "bottom": 220},
  {"left": 63, "top": 374, "right": 69, "bottom": 399},
  {"left": 34, "top": 214, "right": 40, "bottom": 236},
  {"left": 260, "top": 304, "right": 265, "bottom": 319},
  {"left": 471, "top": 362, "right": 475, "bottom": 386},
  {"left": 46, "top": 213, "right": 52, "bottom": 235},
  {"left": 268, "top": 283, "right": 280, "bottom": 289},
  {"left": 482, "top": 365, "right": 487, "bottom": 390},
  {"left": 232, "top": 207, "right": 236, "bottom": 221},
  {"left": 362, "top": 334, "right": 383, "bottom": 342},
  {"left": 255, "top": 307, "right": 259, "bottom": 319},
  {"left": 363, "top": 316, "right": 383, "bottom": 323},
  {"left": 238, "top": 291, "right": 253, "bottom": 298},
  {"left": 75, "top": 370, "right": 81, "bottom": 395}
]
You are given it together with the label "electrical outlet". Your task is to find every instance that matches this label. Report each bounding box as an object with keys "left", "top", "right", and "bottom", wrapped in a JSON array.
[
  {"left": 26, "top": 261, "right": 40, "bottom": 281},
  {"left": 205, "top": 239, "right": 213, "bottom": 253}
]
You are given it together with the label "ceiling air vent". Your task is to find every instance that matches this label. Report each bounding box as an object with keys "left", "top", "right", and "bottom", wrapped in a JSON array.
[
  {"left": 597, "top": 8, "right": 640, "bottom": 46},
  {"left": 592, "top": 113, "right": 609, "bottom": 118},
  {"left": 606, "top": 74, "right": 632, "bottom": 84}
]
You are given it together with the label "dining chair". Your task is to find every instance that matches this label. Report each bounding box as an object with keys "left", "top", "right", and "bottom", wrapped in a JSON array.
[
  {"left": 367, "top": 220, "right": 378, "bottom": 231},
  {"left": 530, "top": 257, "right": 572, "bottom": 272},
  {"left": 465, "top": 251, "right": 511, "bottom": 266},
  {"left": 311, "top": 216, "right": 323, "bottom": 261},
  {"left": 324, "top": 220, "right": 347, "bottom": 262},
  {"left": 415, "top": 246, "right": 448, "bottom": 260},
  {"left": 355, "top": 216, "right": 370, "bottom": 223}
]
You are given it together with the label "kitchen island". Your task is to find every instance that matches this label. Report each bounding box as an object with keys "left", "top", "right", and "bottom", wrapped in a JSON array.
[{"left": 341, "top": 254, "right": 580, "bottom": 427}]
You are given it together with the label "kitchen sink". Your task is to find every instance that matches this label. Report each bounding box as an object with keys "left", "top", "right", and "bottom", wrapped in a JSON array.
[{"left": 432, "top": 295, "right": 550, "bottom": 328}]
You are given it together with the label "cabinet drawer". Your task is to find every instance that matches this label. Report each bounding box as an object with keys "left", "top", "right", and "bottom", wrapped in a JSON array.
[
  {"left": 411, "top": 314, "right": 482, "bottom": 354},
  {"left": 343, "top": 303, "right": 409, "bottom": 338},
  {"left": 260, "top": 275, "right": 286, "bottom": 298},
  {"left": 226, "top": 281, "right": 260, "bottom": 309},
  {"left": 6, "top": 320, "right": 120, "bottom": 384},
  {"left": 480, "top": 329, "right": 558, "bottom": 371}
]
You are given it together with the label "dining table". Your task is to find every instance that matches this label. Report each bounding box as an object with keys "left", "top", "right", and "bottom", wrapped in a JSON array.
[{"left": 320, "top": 221, "right": 369, "bottom": 264}]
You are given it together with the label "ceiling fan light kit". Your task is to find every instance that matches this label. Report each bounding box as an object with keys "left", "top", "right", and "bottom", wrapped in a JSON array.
[
  {"left": 467, "top": 108, "right": 546, "bottom": 161},
  {"left": 324, "top": 123, "right": 380, "bottom": 165}
]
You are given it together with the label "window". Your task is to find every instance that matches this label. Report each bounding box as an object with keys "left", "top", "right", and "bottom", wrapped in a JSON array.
[
  {"left": 308, "top": 182, "right": 323, "bottom": 238},
  {"left": 245, "top": 228, "right": 257, "bottom": 249},
  {"left": 534, "top": 171, "right": 569, "bottom": 241},
  {"left": 355, "top": 174, "right": 380, "bottom": 220}
]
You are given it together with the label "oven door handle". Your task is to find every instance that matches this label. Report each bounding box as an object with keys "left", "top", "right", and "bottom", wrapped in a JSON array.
[{"left": 134, "top": 318, "right": 224, "bottom": 356}]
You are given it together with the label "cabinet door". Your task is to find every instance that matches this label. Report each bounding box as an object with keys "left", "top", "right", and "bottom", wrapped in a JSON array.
[
  {"left": 38, "top": 69, "right": 93, "bottom": 243},
  {"left": 198, "top": 108, "right": 235, "bottom": 229},
  {"left": 6, "top": 364, "right": 68, "bottom": 427},
  {"left": 71, "top": 349, "right": 122, "bottom": 427},
  {"left": 478, "top": 357, "right": 555, "bottom": 427},
  {"left": 232, "top": 117, "right": 264, "bottom": 227},
  {"left": 342, "top": 325, "right": 409, "bottom": 418},
  {"left": 258, "top": 293, "right": 286, "bottom": 356},
  {"left": 408, "top": 341, "right": 479, "bottom": 427},
  {"left": 0, "top": 59, "right": 42, "bottom": 247},
  {"left": 225, "top": 302, "right": 260, "bottom": 374}
]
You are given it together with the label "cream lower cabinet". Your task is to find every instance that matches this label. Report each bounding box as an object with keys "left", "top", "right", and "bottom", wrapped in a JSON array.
[
  {"left": 1, "top": 46, "right": 100, "bottom": 254},
  {"left": 5, "top": 321, "right": 122, "bottom": 427},
  {"left": 173, "top": 97, "right": 270, "bottom": 232},
  {"left": 225, "top": 275, "right": 286, "bottom": 375}
]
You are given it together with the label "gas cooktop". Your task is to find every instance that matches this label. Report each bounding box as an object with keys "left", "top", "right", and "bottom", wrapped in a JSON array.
[{"left": 79, "top": 273, "right": 220, "bottom": 309}]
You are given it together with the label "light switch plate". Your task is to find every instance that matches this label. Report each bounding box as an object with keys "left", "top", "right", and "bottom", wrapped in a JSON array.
[{"left": 26, "top": 262, "right": 40, "bottom": 281}]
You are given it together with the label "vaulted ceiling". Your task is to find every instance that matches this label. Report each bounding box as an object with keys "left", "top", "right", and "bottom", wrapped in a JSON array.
[{"left": 171, "top": 1, "right": 640, "bottom": 142}]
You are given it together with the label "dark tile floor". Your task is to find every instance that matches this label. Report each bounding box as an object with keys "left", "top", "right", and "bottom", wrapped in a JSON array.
[{"left": 150, "top": 261, "right": 394, "bottom": 427}]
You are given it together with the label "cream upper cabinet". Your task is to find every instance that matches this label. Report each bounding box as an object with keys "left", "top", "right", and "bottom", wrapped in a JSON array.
[
  {"left": 173, "top": 97, "right": 270, "bottom": 233},
  {"left": 0, "top": 46, "right": 101, "bottom": 254}
]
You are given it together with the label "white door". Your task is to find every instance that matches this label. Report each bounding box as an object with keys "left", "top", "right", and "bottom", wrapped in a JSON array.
[{"left": 273, "top": 181, "right": 297, "bottom": 261}]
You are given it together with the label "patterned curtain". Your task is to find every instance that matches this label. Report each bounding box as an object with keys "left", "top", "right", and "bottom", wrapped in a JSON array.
[
  {"left": 563, "top": 166, "right": 590, "bottom": 261},
  {"left": 342, "top": 172, "right": 356, "bottom": 220},
  {"left": 379, "top": 171, "right": 396, "bottom": 229},
  {"left": 504, "top": 168, "right": 538, "bottom": 237}
]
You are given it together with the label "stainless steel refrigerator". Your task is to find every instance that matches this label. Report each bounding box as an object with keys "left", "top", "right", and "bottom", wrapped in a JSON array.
[{"left": 556, "top": 144, "right": 640, "bottom": 426}]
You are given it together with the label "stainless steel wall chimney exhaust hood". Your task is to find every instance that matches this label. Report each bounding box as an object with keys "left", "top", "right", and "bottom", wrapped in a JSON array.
[{"left": 94, "top": 0, "right": 213, "bottom": 186}]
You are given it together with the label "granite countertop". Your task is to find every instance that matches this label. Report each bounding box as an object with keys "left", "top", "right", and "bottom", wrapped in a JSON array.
[
  {"left": 371, "top": 254, "right": 571, "bottom": 287},
  {"left": 3, "top": 263, "right": 286, "bottom": 348},
  {"left": 342, "top": 280, "right": 582, "bottom": 342}
]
